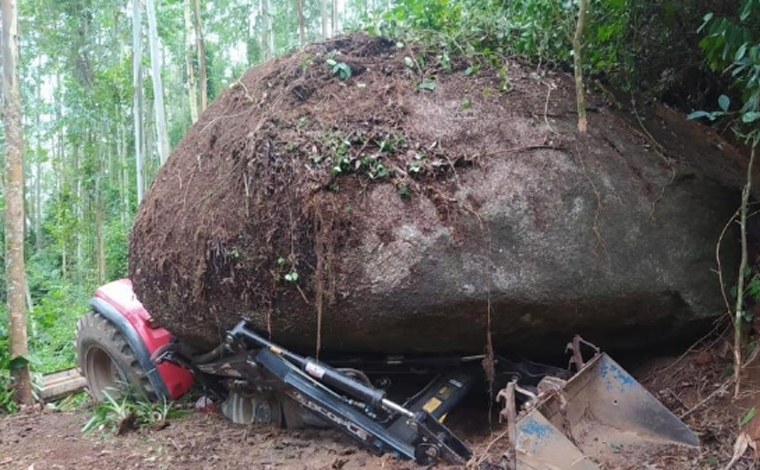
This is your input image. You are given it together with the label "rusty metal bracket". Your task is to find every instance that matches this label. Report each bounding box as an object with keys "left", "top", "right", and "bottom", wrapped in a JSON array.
[
  {"left": 496, "top": 380, "right": 518, "bottom": 470},
  {"left": 565, "top": 335, "right": 600, "bottom": 371}
]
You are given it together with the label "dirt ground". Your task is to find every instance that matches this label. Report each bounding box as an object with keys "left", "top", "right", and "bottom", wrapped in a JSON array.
[
  {"left": 0, "top": 411, "right": 412, "bottom": 470},
  {"left": 1, "top": 337, "right": 759, "bottom": 470}
]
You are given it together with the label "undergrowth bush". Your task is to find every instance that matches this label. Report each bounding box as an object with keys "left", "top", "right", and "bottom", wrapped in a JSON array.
[
  {"left": 369, "top": 0, "right": 630, "bottom": 82},
  {"left": 29, "top": 283, "right": 90, "bottom": 374},
  {"left": 365, "top": 0, "right": 746, "bottom": 110},
  {"left": 83, "top": 392, "right": 186, "bottom": 435},
  {"left": 0, "top": 325, "right": 19, "bottom": 414}
]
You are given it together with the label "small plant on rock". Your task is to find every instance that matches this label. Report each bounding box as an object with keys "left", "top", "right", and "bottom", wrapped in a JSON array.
[{"left": 326, "top": 50, "right": 352, "bottom": 79}]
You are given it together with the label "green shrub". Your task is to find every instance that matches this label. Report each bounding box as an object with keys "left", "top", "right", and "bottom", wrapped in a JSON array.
[{"left": 83, "top": 392, "right": 186, "bottom": 435}]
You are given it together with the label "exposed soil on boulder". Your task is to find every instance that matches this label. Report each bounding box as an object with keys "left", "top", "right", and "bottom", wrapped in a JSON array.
[{"left": 130, "top": 33, "right": 745, "bottom": 355}]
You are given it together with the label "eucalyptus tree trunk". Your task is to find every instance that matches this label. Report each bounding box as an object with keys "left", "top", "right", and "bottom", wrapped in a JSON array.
[
  {"left": 95, "top": 146, "right": 106, "bottom": 284},
  {"left": 142, "top": 95, "right": 150, "bottom": 183},
  {"left": 145, "top": 97, "right": 155, "bottom": 180},
  {"left": 2, "top": 0, "right": 32, "bottom": 405},
  {"left": 184, "top": 0, "right": 199, "bottom": 123},
  {"left": 247, "top": 7, "right": 257, "bottom": 63},
  {"left": 321, "top": 0, "right": 329, "bottom": 38},
  {"left": 54, "top": 69, "right": 67, "bottom": 279},
  {"left": 0, "top": 6, "right": 3, "bottom": 103},
  {"left": 118, "top": 121, "right": 129, "bottom": 223},
  {"left": 261, "top": 0, "right": 274, "bottom": 59},
  {"left": 193, "top": 0, "right": 208, "bottom": 112},
  {"left": 332, "top": 0, "right": 339, "bottom": 35},
  {"left": 132, "top": 0, "right": 145, "bottom": 203},
  {"left": 295, "top": 0, "right": 305, "bottom": 46},
  {"left": 74, "top": 143, "right": 82, "bottom": 277},
  {"left": 260, "top": 0, "right": 268, "bottom": 58},
  {"left": 34, "top": 77, "right": 42, "bottom": 252},
  {"left": 146, "top": 0, "right": 170, "bottom": 165}
]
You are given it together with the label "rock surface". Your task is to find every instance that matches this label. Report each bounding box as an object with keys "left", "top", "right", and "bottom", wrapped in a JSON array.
[{"left": 130, "top": 34, "right": 741, "bottom": 355}]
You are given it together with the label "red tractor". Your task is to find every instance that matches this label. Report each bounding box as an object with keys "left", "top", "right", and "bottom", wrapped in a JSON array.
[
  {"left": 76, "top": 279, "right": 194, "bottom": 402},
  {"left": 77, "top": 279, "right": 699, "bottom": 468}
]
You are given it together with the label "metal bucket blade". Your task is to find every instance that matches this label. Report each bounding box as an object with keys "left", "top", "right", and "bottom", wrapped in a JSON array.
[
  {"left": 516, "top": 409, "right": 601, "bottom": 470},
  {"left": 534, "top": 354, "right": 698, "bottom": 464}
]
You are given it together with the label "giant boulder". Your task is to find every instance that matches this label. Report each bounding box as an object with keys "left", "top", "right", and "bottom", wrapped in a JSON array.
[{"left": 130, "top": 35, "right": 742, "bottom": 355}]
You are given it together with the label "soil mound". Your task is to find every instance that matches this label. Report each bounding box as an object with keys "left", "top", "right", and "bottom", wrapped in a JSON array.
[{"left": 130, "top": 34, "right": 742, "bottom": 354}]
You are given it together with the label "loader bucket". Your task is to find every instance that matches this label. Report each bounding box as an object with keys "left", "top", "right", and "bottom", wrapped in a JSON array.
[{"left": 515, "top": 353, "right": 698, "bottom": 469}]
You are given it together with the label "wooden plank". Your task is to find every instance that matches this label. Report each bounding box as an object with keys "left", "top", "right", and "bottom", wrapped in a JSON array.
[{"left": 39, "top": 368, "right": 86, "bottom": 401}]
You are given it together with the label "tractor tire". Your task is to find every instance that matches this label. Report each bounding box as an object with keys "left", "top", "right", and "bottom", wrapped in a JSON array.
[{"left": 76, "top": 311, "right": 154, "bottom": 401}]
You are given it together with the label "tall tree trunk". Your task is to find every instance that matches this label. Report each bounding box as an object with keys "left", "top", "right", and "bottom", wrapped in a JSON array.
[
  {"left": 142, "top": 96, "right": 150, "bottom": 184},
  {"left": 54, "top": 69, "right": 67, "bottom": 280},
  {"left": 95, "top": 143, "right": 105, "bottom": 284},
  {"left": 34, "top": 77, "right": 42, "bottom": 252},
  {"left": 184, "top": 0, "right": 199, "bottom": 123},
  {"left": 1, "top": 0, "right": 32, "bottom": 405},
  {"left": 146, "top": 0, "right": 170, "bottom": 165},
  {"left": 295, "top": 0, "right": 305, "bottom": 47},
  {"left": 74, "top": 142, "right": 82, "bottom": 278},
  {"left": 0, "top": 6, "right": 3, "bottom": 104},
  {"left": 321, "top": 0, "right": 329, "bottom": 38},
  {"left": 193, "top": 0, "right": 208, "bottom": 112},
  {"left": 144, "top": 97, "right": 154, "bottom": 181},
  {"left": 261, "top": 0, "right": 274, "bottom": 59},
  {"left": 332, "top": 0, "right": 339, "bottom": 36},
  {"left": 118, "top": 121, "right": 129, "bottom": 222},
  {"left": 132, "top": 0, "right": 145, "bottom": 203},
  {"left": 260, "top": 0, "right": 267, "bottom": 58},
  {"left": 246, "top": 7, "right": 256, "bottom": 64}
]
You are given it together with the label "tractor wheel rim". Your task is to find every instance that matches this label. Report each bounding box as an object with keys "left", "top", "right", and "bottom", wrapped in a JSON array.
[{"left": 85, "top": 346, "right": 125, "bottom": 400}]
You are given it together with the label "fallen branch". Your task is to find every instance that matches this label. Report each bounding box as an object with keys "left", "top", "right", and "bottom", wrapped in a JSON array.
[
  {"left": 643, "top": 318, "right": 729, "bottom": 384},
  {"left": 679, "top": 378, "right": 730, "bottom": 420},
  {"left": 723, "top": 433, "right": 754, "bottom": 470}
]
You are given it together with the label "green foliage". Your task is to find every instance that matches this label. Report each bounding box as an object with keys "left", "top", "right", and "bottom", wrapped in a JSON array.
[
  {"left": 0, "top": 388, "right": 18, "bottom": 414},
  {"left": 272, "top": 255, "right": 300, "bottom": 284},
  {"left": 0, "top": 325, "right": 19, "bottom": 414},
  {"left": 371, "top": 0, "right": 632, "bottom": 82},
  {"left": 22, "top": 250, "right": 91, "bottom": 374},
  {"left": 82, "top": 392, "right": 135, "bottom": 435},
  {"left": 29, "top": 284, "right": 89, "bottom": 373},
  {"left": 417, "top": 79, "right": 436, "bottom": 91},
  {"left": 326, "top": 51, "right": 353, "bottom": 79},
  {"left": 328, "top": 60, "right": 353, "bottom": 79},
  {"left": 317, "top": 131, "right": 402, "bottom": 180},
  {"left": 133, "top": 399, "right": 186, "bottom": 426},
  {"left": 741, "top": 406, "right": 756, "bottom": 427},
  {"left": 696, "top": 0, "right": 760, "bottom": 134},
  {"left": 747, "top": 274, "right": 760, "bottom": 313},
  {"left": 47, "top": 392, "right": 89, "bottom": 412},
  {"left": 105, "top": 218, "right": 130, "bottom": 281},
  {"left": 83, "top": 392, "right": 185, "bottom": 436}
]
